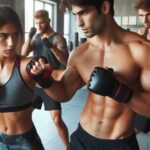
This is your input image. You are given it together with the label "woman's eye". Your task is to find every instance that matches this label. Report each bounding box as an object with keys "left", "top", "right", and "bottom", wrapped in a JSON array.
[
  {"left": 0, "top": 33, "right": 8, "bottom": 40},
  {"left": 13, "top": 32, "right": 19, "bottom": 38}
]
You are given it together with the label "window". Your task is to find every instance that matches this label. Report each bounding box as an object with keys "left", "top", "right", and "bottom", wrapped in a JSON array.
[
  {"left": 114, "top": 16, "right": 142, "bottom": 32},
  {"left": 64, "top": 12, "right": 70, "bottom": 42},
  {"left": 24, "top": 0, "right": 57, "bottom": 40}
]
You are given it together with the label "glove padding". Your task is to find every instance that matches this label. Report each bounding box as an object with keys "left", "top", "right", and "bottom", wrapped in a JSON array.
[
  {"left": 42, "top": 38, "right": 53, "bottom": 49},
  {"left": 26, "top": 56, "right": 53, "bottom": 88},
  {"left": 88, "top": 67, "right": 132, "bottom": 103},
  {"left": 29, "top": 27, "right": 37, "bottom": 39}
]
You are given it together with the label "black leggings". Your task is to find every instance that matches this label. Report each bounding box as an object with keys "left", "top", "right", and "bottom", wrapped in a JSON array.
[
  {"left": 67, "top": 124, "right": 139, "bottom": 150},
  {"left": 0, "top": 125, "right": 44, "bottom": 150}
]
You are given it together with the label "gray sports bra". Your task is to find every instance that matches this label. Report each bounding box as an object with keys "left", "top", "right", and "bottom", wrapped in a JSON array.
[{"left": 0, "top": 55, "right": 36, "bottom": 112}]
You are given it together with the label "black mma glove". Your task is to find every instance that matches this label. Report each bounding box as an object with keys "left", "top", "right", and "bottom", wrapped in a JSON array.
[
  {"left": 42, "top": 38, "right": 53, "bottom": 49},
  {"left": 29, "top": 27, "right": 37, "bottom": 39},
  {"left": 26, "top": 56, "right": 53, "bottom": 88},
  {"left": 88, "top": 67, "right": 132, "bottom": 103}
]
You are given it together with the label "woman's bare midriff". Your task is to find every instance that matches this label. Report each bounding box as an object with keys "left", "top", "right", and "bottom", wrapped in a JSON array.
[
  {"left": 0, "top": 107, "right": 33, "bottom": 135},
  {"left": 80, "top": 93, "right": 134, "bottom": 139}
]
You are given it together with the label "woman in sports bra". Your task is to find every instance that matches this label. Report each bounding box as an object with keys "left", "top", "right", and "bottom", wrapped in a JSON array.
[{"left": 0, "top": 5, "right": 53, "bottom": 150}]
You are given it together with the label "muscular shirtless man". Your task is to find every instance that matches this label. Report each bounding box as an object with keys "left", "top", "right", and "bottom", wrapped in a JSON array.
[{"left": 43, "top": 0, "right": 150, "bottom": 149}]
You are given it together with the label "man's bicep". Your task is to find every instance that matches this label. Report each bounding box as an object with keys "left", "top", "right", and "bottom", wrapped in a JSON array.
[
  {"left": 129, "top": 43, "right": 150, "bottom": 116},
  {"left": 54, "top": 35, "right": 67, "bottom": 51},
  {"left": 140, "top": 68, "right": 150, "bottom": 92},
  {"left": 141, "top": 43, "right": 150, "bottom": 89},
  {"left": 136, "top": 68, "right": 150, "bottom": 117}
]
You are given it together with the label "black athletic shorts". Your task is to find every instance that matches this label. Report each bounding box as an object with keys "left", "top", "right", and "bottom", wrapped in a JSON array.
[
  {"left": 67, "top": 123, "right": 139, "bottom": 150},
  {"left": 134, "top": 113, "right": 150, "bottom": 133},
  {"left": 33, "top": 87, "right": 61, "bottom": 110}
]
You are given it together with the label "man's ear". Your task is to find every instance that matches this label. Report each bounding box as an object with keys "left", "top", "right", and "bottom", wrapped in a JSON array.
[{"left": 101, "top": 1, "right": 110, "bottom": 15}]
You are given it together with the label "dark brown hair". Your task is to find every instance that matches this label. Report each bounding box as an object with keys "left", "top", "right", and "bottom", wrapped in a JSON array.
[
  {"left": 0, "top": 5, "right": 23, "bottom": 38},
  {"left": 59, "top": 0, "right": 114, "bottom": 16},
  {"left": 135, "top": 0, "right": 150, "bottom": 12}
]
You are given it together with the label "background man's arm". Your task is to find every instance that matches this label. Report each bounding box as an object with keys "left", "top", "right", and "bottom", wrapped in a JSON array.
[
  {"left": 50, "top": 34, "right": 69, "bottom": 65},
  {"left": 22, "top": 39, "right": 35, "bottom": 56},
  {"left": 21, "top": 27, "right": 36, "bottom": 56}
]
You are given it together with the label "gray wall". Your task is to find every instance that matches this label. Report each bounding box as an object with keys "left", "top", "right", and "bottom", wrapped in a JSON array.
[
  {"left": 0, "top": 0, "right": 24, "bottom": 29},
  {"left": 114, "top": 0, "right": 137, "bottom": 16},
  {"left": 13, "top": 0, "right": 25, "bottom": 31},
  {"left": 0, "top": 0, "right": 13, "bottom": 6},
  {"left": 50, "top": 0, "right": 64, "bottom": 34}
]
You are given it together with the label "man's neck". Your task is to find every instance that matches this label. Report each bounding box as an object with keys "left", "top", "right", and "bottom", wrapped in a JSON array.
[
  {"left": 42, "top": 27, "right": 55, "bottom": 38},
  {"left": 91, "top": 19, "right": 122, "bottom": 47}
]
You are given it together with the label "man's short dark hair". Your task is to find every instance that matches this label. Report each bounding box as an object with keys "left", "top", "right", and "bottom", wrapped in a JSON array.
[
  {"left": 0, "top": 5, "right": 23, "bottom": 37},
  {"left": 60, "top": 0, "right": 114, "bottom": 16},
  {"left": 135, "top": 0, "right": 150, "bottom": 12}
]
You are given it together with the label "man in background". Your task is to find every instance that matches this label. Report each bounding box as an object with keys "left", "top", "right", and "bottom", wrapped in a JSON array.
[
  {"left": 135, "top": 0, "right": 150, "bottom": 40},
  {"left": 22, "top": 9, "right": 69, "bottom": 149}
]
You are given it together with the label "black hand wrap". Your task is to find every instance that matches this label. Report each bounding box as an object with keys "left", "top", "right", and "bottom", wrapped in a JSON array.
[
  {"left": 26, "top": 56, "right": 53, "bottom": 88},
  {"left": 88, "top": 67, "right": 132, "bottom": 103},
  {"left": 42, "top": 38, "right": 53, "bottom": 49},
  {"left": 29, "top": 27, "right": 37, "bottom": 39}
]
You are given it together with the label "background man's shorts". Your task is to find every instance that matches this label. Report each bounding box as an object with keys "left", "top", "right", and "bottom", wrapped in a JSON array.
[
  {"left": 134, "top": 113, "right": 150, "bottom": 133},
  {"left": 33, "top": 88, "right": 61, "bottom": 110}
]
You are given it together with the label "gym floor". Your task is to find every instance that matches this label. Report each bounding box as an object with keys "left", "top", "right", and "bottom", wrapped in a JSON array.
[{"left": 32, "top": 87, "right": 150, "bottom": 150}]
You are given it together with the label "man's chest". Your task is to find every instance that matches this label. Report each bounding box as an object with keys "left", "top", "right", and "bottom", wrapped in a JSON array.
[{"left": 76, "top": 47, "right": 140, "bottom": 85}]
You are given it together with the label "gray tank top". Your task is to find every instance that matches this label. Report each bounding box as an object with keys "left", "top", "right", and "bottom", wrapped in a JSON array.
[
  {"left": 0, "top": 55, "right": 36, "bottom": 112},
  {"left": 34, "top": 33, "right": 61, "bottom": 69}
]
